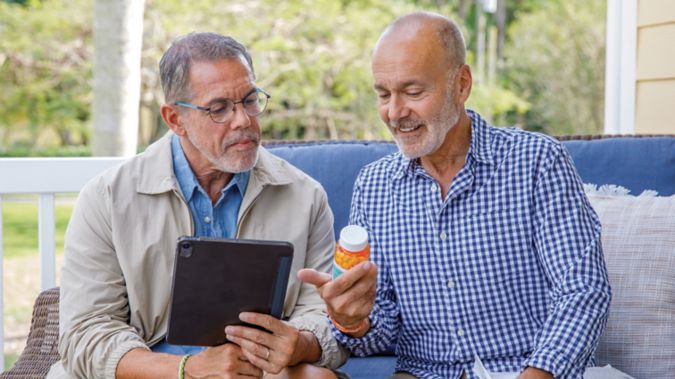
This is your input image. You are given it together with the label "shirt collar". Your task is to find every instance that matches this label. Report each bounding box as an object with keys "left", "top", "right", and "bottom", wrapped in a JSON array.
[
  {"left": 392, "top": 109, "right": 494, "bottom": 180},
  {"left": 466, "top": 109, "right": 493, "bottom": 165},
  {"left": 171, "top": 135, "right": 250, "bottom": 202},
  {"left": 229, "top": 170, "right": 250, "bottom": 198}
]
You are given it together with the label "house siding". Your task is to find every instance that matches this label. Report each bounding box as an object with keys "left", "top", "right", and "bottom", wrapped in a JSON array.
[{"left": 635, "top": 0, "right": 675, "bottom": 134}]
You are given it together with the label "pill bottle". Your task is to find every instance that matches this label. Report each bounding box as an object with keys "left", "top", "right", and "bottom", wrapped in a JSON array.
[{"left": 333, "top": 225, "right": 370, "bottom": 279}]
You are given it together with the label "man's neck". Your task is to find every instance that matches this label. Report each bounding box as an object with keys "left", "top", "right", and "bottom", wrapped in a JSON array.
[
  {"left": 194, "top": 169, "right": 233, "bottom": 204},
  {"left": 420, "top": 112, "right": 472, "bottom": 198},
  {"left": 178, "top": 138, "right": 235, "bottom": 204}
]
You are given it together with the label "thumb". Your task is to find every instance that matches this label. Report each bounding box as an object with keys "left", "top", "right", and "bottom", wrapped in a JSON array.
[{"left": 297, "top": 268, "right": 332, "bottom": 287}]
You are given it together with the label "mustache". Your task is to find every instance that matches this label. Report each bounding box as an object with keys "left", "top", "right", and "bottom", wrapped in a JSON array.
[
  {"left": 389, "top": 119, "right": 423, "bottom": 130},
  {"left": 223, "top": 131, "right": 260, "bottom": 147}
]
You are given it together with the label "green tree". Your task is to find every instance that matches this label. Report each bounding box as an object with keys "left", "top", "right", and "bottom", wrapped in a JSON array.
[
  {"left": 141, "top": 0, "right": 417, "bottom": 141},
  {"left": 141, "top": 0, "right": 527, "bottom": 141},
  {"left": 0, "top": 0, "right": 92, "bottom": 150},
  {"left": 3, "top": 0, "right": 584, "bottom": 153},
  {"left": 504, "top": 0, "right": 606, "bottom": 135}
]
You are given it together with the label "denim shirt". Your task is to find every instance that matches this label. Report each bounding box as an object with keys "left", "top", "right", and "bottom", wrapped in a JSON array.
[{"left": 152, "top": 135, "right": 250, "bottom": 355}]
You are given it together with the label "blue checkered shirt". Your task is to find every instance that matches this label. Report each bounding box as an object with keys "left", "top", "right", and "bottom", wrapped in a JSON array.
[{"left": 333, "top": 111, "right": 611, "bottom": 379}]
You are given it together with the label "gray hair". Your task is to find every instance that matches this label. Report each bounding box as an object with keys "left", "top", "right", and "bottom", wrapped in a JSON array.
[{"left": 159, "top": 32, "right": 255, "bottom": 104}]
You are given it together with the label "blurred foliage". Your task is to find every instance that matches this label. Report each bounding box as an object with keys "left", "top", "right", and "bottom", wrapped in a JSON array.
[
  {"left": 141, "top": 0, "right": 418, "bottom": 141},
  {"left": 0, "top": 0, "right": 607, "bottom": 154},
  {"left": 0, "top": 145, "right": 90, "bottom": 157},
  {"left": 0, "top": 0, "right": 92, "bottom": 150},
  {"left": 503, "top": 0, "right": 606, "bottom": 134}
]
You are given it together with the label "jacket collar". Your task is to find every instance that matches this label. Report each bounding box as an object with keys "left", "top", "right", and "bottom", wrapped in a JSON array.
[{"left": 135, "top": 132, "right": 291, "bottom": 195}]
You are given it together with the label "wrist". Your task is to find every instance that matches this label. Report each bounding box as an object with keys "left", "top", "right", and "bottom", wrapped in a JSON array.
[
  {"left": 520, "top": 366, "right": 554, "bottom": 379},
  {"left": 329, "top": 315, "right": 370, "bottom": 337},
  {"left": 177, "top": 354, "right": 191, "bottom": 379},
  {"left": 291, "top": 330, "right": 322, "bottom": 365}
]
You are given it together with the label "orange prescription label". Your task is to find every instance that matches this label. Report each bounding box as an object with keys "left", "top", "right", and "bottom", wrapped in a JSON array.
[{"left": 333, "top": 225, "right": 370, "bottom": 278}]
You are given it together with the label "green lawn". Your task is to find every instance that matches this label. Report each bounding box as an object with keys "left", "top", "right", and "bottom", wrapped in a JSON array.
[
  {"left": 4, "top": 353, "right": 18, "bottom": 371},
  {"left": 2, "top": 198, "right": 74, "bottom": 258}
]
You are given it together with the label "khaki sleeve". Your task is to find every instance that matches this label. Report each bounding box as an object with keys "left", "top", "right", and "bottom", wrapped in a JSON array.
[
  {"left": 58, "top": 177, "right": 148, "bottom": 379},
  {"left": 286, "top": 186, "right": 349, "bottom": 369}
]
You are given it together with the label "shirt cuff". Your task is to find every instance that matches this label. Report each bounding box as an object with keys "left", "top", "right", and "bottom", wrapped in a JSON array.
[
  {"left": 287, "top": 313, "right": 348, "bottom": 369},
  {"left": 331, "top": 312, "right": 389, "bottom": 356},
  {"left": 104, "top": 340, "right": 150, "bottom": 379},
  {"left": 523, "top": 348, "right": 583, "bottom": 379}
]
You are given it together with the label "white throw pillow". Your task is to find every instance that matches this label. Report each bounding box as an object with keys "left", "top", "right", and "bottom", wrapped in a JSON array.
[{"left": 586, "top": 189, "right": 675, "bottom": 378}]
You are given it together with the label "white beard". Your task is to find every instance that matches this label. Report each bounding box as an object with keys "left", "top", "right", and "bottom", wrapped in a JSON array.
[{"left": 391, "top": 96, "right": 461, "bottom": 160}]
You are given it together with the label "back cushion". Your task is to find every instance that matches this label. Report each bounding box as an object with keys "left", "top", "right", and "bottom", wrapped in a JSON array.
[
  {"left": 563, "top": 137, "right": 675, "bottom": 196},
  {"left": 269, "top": 142, "right": 397, "bottom": 240},
  {"left": 588, "top": 193, "right": 675, "bottom": 378}
]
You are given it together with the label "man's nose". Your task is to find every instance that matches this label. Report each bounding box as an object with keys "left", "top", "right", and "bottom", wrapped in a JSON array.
[
  {"left": 387, "top": 95, "right": 410, "bottom": 123},
  {"left": 229, "top": 103, "right": 252, "bottom": 129}
]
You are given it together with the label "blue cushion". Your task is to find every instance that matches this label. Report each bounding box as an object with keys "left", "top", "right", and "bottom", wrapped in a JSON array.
[
  {"left": 562, "top": 137, "right": 675, "bottom": 196},
  {"left": 338, "top": 356, "right": 397, "bottom": 379},
  {"left": 269, "top": 137, "right": 675, "bottom": 236},
  {"left": 268, "top": 141, "right": 397, "bottom": 239}
]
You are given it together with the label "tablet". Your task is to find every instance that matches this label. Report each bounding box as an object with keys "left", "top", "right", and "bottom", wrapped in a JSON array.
[{"left": 166, "top": 237, "right": 294, "bottom": 346}]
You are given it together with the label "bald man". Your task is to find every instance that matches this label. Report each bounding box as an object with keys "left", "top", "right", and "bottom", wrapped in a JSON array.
[{"left": 300, "top": 12, "right": 611, "bottom": 379}]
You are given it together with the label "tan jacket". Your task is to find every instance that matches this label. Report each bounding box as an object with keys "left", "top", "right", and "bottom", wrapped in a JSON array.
[{"left": 48, "top": 135, "right": 347, "bottom": 379}]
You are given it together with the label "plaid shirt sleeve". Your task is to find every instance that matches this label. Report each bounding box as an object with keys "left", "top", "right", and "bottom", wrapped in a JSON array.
[
  {"left": 330, "top": 171, "right": 401, "bottom": 356},
  {"left": 523, "top": 143, "right": 612, "bottom": 378}
]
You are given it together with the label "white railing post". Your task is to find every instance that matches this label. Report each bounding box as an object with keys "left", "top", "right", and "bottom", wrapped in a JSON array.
[{"left": 39, "top": 194, "right": 57, "bottom": 290}]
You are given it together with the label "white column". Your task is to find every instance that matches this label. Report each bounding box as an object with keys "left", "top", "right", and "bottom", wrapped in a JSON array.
[{"left": 604, "top": 0, "right": 637, "bottom": 134}]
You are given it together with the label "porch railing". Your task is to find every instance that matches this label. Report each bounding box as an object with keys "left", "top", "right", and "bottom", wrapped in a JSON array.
[{"left": 0, "top": 157, "right": 125, "bottom": 371}]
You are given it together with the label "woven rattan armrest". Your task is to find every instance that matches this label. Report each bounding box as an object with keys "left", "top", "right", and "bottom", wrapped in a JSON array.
[{"left": 1, "top": 287, "right": 60, "bottom": 378}]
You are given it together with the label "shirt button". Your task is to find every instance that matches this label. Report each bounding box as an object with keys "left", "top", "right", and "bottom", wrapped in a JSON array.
[
  {"left": 430, "top": 184, "right": 438, "bottom": 192},
  {"left": 457, "top": 329, "right": 465, "bottom": 337},
  {"left": 439, "top": 231, "right": 447, "bottom": 240},
  {"left": 447, "top": 279, "right": 455, "bottom": 289},
  {"left": 204, "top": 216, "right": 211, "bottom": 224}
]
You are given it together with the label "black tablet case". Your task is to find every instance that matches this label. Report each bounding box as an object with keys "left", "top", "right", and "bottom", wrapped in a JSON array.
[{"left": 166, "top": 237, "right": 294, "bottom": 346}]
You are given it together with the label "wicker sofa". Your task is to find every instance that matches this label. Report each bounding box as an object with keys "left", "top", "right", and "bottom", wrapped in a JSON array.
[{"left": 2, "top": 134, "right": 674, "bottom": 378}]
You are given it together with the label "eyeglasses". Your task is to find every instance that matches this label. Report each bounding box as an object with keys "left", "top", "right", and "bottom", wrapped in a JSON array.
[{"left": 175, "top": 87, "right": 271, "bottom": 123}]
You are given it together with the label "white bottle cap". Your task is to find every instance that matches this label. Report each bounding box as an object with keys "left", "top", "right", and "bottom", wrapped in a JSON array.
[{"left": 339, "top": 225, "right": 369, "bottom": 252}]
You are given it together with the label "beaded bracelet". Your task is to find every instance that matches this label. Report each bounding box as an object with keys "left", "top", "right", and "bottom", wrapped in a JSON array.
[{"left": 178, "top": 354, "right": 191, "bottom": 379}]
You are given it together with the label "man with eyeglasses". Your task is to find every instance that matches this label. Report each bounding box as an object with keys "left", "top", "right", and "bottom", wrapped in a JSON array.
[
  {"left": 48, "top": 32, "right": 345, "bottom": 379},
  {"left": 301, "top": 12, "right": 612, "bottom": 379}
]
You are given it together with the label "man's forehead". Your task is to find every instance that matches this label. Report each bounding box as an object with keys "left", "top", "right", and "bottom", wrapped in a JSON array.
[
  {"left": 187, "top": 59, "right": 255, "bottom": 100},
  {"left": 190, "top": 55, "right": 251, "bottom": 74},
  {"left": 372, "top": 59, "right": 428, "bottom": 88},
  {"left": 189, "top": 59, "right": 253, "bottom": 84}
]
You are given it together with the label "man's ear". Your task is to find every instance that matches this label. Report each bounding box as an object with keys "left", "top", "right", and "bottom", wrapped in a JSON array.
[
  {"left": 455, "top": 64, "right": 473, "bottom": 104},
  {"left": 160, "top": 104, "right": 187, "bottom": 136}
]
